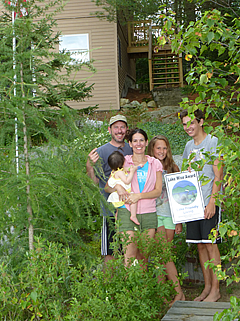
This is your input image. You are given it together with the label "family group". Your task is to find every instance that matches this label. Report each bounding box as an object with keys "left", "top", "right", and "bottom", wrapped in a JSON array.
[{"left": 86, "top": 110, "right": 223, "bottom": 305}]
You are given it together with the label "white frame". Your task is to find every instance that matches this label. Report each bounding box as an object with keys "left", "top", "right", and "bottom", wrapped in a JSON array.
[
  {"left": 165, "top": 170, "right": 205, "bottom": 224},
  {"left": 59, "top": 34, "right": 90, "bottom": 62}
]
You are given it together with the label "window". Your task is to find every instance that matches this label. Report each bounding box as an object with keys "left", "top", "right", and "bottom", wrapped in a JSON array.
[{"left": 59, "top": 34, "right": 89, "bottom": 62}]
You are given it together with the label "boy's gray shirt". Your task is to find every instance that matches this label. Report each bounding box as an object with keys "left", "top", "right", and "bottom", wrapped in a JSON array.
[
  {"left": 182, "top": 134, "right": 219, "bottom": 207},
  {"left": 96, "top": 142, "right": 132, "bottom": 216}
]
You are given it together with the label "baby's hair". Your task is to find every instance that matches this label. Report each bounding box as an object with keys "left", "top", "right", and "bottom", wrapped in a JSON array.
[
  {"left": 148, "top": 135, "right": 177, "bottom": 173},
  {"left": 108, "top": 151, "right": 125, "bottom": 171}
]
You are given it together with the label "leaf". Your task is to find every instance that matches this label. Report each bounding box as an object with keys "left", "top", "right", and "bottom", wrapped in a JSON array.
[
  {"left": 185, "top": 54, "right": 192, "bottom": 61},
  {"left": 158, "top": 36, "right": 166, "bottom": 46},
  {"left": 218, "top": 78, "right": 228, "bottom": 88},
  {"left": 30, "top": 291, "right": 38, "bottom": 303},
  {"left": 207, "top": 32, "right": 215, "bottom": 43},
  {"left": 234, "top": 77, "right": 239, "bottom": 84},
  {"left": 200, "top": 74, "right": 208, "bottom": 84},
  {"left": 207, "top": 72, "right": 213, "bottom": 79},
  {"left": 201, "top": 178, "right": 211, "bottom": 186},
  {"left": 207, "top": 19, "right": 215, "bottom": 28}
]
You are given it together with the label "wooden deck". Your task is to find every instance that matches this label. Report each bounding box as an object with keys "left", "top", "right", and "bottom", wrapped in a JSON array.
[{"left": 162, "top": 301, "right": 231, "bottom": 321}]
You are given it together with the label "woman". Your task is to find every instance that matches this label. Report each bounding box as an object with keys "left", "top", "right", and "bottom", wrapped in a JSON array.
[
  {"left": 106, "top": 128, "right": 162, "bottom": 266},
  {"left": 148, "top": 135, "right": 185, "bottom": 304}
]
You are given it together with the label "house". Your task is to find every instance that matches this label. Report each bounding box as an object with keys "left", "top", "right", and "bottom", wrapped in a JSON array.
[
  {"left": 1, "top": 0, "right": 183, "bottom": 111},
  {"left": 55, "top": 0, "right": 136, "bottom": 111}
]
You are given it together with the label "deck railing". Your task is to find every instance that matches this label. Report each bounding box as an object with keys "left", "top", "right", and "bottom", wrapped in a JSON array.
[{"left": 127, "top": 21, "right": 162, "bottom": 49}]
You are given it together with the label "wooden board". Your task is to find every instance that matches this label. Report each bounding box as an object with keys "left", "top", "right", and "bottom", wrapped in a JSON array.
[{"left": 162, "top": 301, "right": 231, "bottom": 321}]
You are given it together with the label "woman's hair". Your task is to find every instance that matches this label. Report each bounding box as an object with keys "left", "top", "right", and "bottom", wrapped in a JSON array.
[
  {"left": 108, "top": 151, "right": 125, "bottom": 171},
  {"left": 126, "top": 128, "right": 148, "bottom": 142},
  {"left": 147, "top": 135, "right": 178, "bottom": 173}
]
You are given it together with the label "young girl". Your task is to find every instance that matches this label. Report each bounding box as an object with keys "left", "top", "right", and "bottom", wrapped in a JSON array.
[
  {"left": 107, "top": 151, "right": 142, "bottom": 225},
  {"left": 148, "top": 135, "right": 185, "bottom": 304}
]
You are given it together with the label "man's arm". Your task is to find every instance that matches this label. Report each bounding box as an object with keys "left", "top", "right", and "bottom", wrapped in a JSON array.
[
  {"left": 204, "top": 157, "right": 223, "bottom": 219},
  {"left": 86, "top": 148, "right": 99, "bottom": 185}
]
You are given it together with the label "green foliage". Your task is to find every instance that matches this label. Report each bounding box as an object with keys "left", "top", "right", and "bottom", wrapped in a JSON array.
[
  {"left": 68, "top": 230, "right": 174, "bottom": 320},
  {"left": 91, "top": 0, "right": 160, "bottom": 23},
  {"left": 160, "top": 7, "right": 240, "bottom": 318},
  {"left": 72, "top": 119, "right": 111, "bottom": 152},
  {"left": 0, "top": 238, "right": 75, "bottom": 320},
  {"left": 140, "top": 121, "right": 191, "bottom": 155},
  {"left": 0, "top": 234, "right": 175, "bottom": 320},
  {"left": 213, "top": 296, "right": 240, "bottom": 321},
  {"left": 0, "top": 0, "right": 100, "bottom": 259}
]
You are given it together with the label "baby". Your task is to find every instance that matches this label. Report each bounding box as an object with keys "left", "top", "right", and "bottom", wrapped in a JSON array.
[{"left": 107, "top": 151, "right": 142, "bottom": 225}]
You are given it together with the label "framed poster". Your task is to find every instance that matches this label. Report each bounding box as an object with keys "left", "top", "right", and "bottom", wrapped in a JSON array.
[{"left": 165, "top": 170, "right": 205, "bottom": 224}]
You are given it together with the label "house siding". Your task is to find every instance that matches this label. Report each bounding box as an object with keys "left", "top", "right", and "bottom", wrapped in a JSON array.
[{"left": 55, "top": 0, "right": 119, "bottom": 110}]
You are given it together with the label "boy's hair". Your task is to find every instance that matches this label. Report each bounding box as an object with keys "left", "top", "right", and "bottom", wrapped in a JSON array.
[
  {"left": 108, "top": 151, "right": 125, "bottom": 171},
  {"left": 180, "top": 109, "right": 205, "bottom": 123}
]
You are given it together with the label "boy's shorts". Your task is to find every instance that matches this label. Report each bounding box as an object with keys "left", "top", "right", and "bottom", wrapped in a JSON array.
[
  {"left": 186, "top": 206, "right": 221, "bottom": 244},
  {"left": 157, "top": 215, "right": 175, "bottom": 230},
  {"left": 117, "top": 208, "right": 157, "bottom": 232}
]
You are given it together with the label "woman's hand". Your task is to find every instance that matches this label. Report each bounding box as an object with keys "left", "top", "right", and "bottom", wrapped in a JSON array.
[{"left": 126, "top": 193, "right": 141, "bottom": 204}]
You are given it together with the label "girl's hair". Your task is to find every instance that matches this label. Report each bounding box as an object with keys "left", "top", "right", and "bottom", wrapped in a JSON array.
[
  {"left": 126, "top": 128, "right": 148, "bottom": 142},
  {"left": 147, "top": 135, "right": 178, "bottom": 173},
  {"left": 108, "top": 151, "right": 125, "bottom": 171}
]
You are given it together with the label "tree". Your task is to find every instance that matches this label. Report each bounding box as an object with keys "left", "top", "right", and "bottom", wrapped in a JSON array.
[
  {"left": 159, "top": 7, "right": 240, "bottom": 318},
  {"left": 92, "top": 0, "right": 240, "bottom": 27},
  {"left": 0, "top": 0, "right": 100, "bottom": 257}
]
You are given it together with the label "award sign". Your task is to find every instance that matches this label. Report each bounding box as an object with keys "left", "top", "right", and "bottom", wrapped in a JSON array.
[{"left": 165, "top": 170, "right": 205, "bottom": 224}]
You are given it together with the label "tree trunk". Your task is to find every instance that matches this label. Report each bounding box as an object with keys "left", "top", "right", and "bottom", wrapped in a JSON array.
[{"left": 20, "top": 63, "right": 34, "bottom": 251}]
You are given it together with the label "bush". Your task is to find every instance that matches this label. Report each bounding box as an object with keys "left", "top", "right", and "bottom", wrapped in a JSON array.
[{"left": 0, "top": 233, "right": 176, "bottom": 320}]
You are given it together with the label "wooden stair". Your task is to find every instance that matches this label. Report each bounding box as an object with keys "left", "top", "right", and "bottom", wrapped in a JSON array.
[{"left": 151, "top": 48, "right": 183, "bottom": 88}]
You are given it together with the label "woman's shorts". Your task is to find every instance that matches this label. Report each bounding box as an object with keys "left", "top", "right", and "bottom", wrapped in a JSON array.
[
  {"left": 117, "top": 208, "right": 157, "bottom": 232},
  {"left": 157, "top": 215, "right": 175, "bottom": 230},
  {"left": 186, "top": 206, "right": 221, "bottom": 244}
]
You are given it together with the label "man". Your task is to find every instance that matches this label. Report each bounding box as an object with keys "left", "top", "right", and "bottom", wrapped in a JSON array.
[
  {"left": 180, "top": 109, "right": 223, "bottom": 302},
  {"left": 86, "top": 115, "right": 132, "bottom": 263}
]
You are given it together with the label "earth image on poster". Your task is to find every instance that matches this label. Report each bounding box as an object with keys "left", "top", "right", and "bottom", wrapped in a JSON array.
[{"left": 172, "top": 180, "right": 197, "bottom": 205}]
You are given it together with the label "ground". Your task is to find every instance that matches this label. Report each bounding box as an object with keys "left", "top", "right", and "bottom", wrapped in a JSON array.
[
  {"left": 182, "top": 280, "right": 240, "bottom": 302},
  {"left": 88, "top": 88, "right": 155, "bottom": 122}
]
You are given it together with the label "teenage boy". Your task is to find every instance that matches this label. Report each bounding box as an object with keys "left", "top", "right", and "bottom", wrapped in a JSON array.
[
  {"left": 86, "top": 115, "right": 132, "bottom": 263},
  {"left": 180, "top": 109, "right": 223, "bottom": 302}
]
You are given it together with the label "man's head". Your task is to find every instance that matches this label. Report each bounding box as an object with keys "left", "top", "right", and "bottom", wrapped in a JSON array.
[
  {"left": 180, "top": 109, "right": 205, "bottom": 138},
  {"left": 108, "top": 115, "right": 128, "bottom": 146}
]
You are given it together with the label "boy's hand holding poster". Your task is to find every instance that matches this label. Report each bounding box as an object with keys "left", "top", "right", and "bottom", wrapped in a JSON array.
[{"left": 165, "top": 170, "right": 205, "bottom": 224}]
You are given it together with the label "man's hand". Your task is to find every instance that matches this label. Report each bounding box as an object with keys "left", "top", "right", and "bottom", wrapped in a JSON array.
[
  {"left": 88, "top": 148, "right": 99, "bottom": 164},
  {"left": 204, "top": 201, "right": 216, "bottom": 219},
  {"left": 86, "top": 148, "right": 99, "bottom": 184}
]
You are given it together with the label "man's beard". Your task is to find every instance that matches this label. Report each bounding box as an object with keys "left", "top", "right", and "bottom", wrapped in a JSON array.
[{"left": 112, "top": 134, "right": 124, "bottom": 143}]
